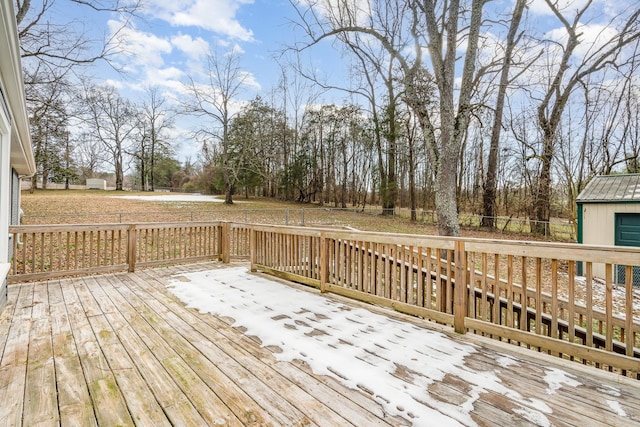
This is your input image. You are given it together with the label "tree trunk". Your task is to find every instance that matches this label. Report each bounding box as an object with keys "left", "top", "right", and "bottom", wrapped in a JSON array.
[
  {"left": 481, "top": 0, "right": 527, "bottom": 228},
  {"left": 532, "top": 131, "right": 554, "bottom": 236}
]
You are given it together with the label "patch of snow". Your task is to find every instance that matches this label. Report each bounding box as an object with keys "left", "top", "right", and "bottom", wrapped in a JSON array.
[
  {"left": 543, "top": 368, "right": 581, "bottom": 394},
  {"left": 110, "top": 194, "right": 230, "bottom": 202},
  {"left": 513, "top": 408, "right": 551, "bottom": 427},
  {"left": 607, "top": 400, "right": 627, "bottom": 417},
  {"left": 167, "top": 267, "right": 559, "bottom": 426},
  {"left": 496, "top": 355, "right": 519, "bottom": 368},
  {"left": 597, "top": 385, "right": 621, "bottom": 397}
]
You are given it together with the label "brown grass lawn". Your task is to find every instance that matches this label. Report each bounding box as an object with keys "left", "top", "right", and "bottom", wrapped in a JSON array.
[
  {"left": 17, "top": 189, "right": 640, "bottom": 318},
  {"left": 20, "top": 189, "right": 554, "bottom": 242}
]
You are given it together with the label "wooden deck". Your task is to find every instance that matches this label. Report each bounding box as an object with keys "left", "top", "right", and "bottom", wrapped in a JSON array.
[{"left": 1, "top": 262, "right": 639, "bottom": 426}]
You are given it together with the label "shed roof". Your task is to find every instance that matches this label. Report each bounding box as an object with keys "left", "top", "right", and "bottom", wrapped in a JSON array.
[{"left": 576, "top": 174, "right": 640, "bottom": 203}]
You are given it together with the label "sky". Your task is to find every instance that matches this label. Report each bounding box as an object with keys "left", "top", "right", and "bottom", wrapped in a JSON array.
[
  {"left": 38, "top": 0, "right": 638, "bottom": 162},
  {"left": 166, "top": 266, "right": 632, "bottom": 426}
]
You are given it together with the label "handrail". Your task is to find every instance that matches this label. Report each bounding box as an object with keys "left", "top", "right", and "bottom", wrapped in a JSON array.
[
  {"left": 8, "top": 221, "right": 640, "bottom": 378},
  {"left": 248, "top": 223, "right": 640, "bottom": 378}
]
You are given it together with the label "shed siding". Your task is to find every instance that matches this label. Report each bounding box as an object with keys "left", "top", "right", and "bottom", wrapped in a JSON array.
[{"left": 581, "top": 203, "right": 640, "bottom": 278}]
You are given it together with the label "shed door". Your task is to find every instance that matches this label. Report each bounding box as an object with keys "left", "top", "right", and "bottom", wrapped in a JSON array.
[{"left": 614, "top": 213, "right": 640, "bottom": 287}]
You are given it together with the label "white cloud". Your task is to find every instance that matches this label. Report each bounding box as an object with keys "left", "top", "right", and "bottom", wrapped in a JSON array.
[
  {"left": 108, "top": 20, "right": 172, "bottom": 70},
  {"left": 144, "top": 0, "right": 255, "bottom": 41},
  {"left": 302, "top": 0, "right": 372, "bottom": 27},
  {"left": 144, "top": 67, "right": 186, "bottom": 88},
  {"left": 239, "top": 70, "right": 261, "bottom": 90},
  {"left": 528, "top": 0, "right": 592, "bottom": 16},
  {"left": 171, "top": 33, "right": 211, "bottom": 60},
  {"left": 545, "top": 23, "right": 620, "bottom": 60}
]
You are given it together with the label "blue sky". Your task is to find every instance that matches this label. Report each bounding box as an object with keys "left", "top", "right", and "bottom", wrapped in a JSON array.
[
  {"left": 96, "top": 0, "right": 344, "bottom": 96},
  {"left": 72, "top": 0, "right": 349, "bottom": 160},
  {"left": 51, "top": 0, "right": 636, "bottom": 161}
]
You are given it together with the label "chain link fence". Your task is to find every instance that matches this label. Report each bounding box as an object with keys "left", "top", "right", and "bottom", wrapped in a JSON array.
[{"left": 22, "top": 207, "right": 576, "bottom": 241}]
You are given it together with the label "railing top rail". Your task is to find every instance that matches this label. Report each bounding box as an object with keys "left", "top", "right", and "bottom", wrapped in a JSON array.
[
  {"left": 10, "top": 220, "right": 640, "bottom": 264},
  {"left": 9, "top": 223, "right": 133, "bottom": 233},
  {"left": 244, "top": 222, "right": 640, "bottom": 261},
  {"left": 9, "top": 220, "right": 225, "bottom": 233},
  {"left": 463, "top": 237, "right": 640, "bottom": 263}
]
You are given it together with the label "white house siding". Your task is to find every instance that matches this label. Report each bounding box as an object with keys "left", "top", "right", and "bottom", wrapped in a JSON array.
[
  {"left": 0, "top": 0, "right": 36, "bottom": 314},
  {"left": 0, "top": 97, "right": 10, "bottom": 311},
  {"left": 580, "top": 203, "right": 640, "bottom": 278}
]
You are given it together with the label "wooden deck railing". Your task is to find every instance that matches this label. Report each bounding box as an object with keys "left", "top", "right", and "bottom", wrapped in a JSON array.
[
  {"left": 7, "top": 221, "right": 252, "bottom": 282},
  {"left": 8, "top": 221, "right": 640, "bottom": 377},
  {"left": 249, "top": 224, "right": 640, "bottom": 378}
]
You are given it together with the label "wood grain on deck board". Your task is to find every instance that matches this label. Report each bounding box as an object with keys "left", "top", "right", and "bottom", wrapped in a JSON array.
[{"left": 0, "top": 261, "right": 638, "bottom": 427}]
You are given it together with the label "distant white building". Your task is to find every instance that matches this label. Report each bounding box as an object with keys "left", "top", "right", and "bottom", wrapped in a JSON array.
[
  {"left": 0, "top": 0, "right": 36, "bottom": 311},
  {"left": 86, "top": 178, "right": 107, "bottom": 190}
]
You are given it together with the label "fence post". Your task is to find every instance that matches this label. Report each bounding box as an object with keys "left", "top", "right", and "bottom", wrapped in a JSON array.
[
  {"left": 127, "top": 224, "right": 136, "bottom": 272},
  {"left": 319, "top": 233, "right": 328, "bottom": 293},
  {"left": 219, "top": 222, "right": 231, "bottom": 263},
  {"left": 454, "top": 240, "right": 467, "bottom": 334},
  {"left": 249, "top": 228, "right": 257, "bottom": 272}
]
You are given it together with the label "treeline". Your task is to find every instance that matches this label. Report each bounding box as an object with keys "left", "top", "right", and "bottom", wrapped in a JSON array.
[{"left": 15, "top": 0, "right": 640, "bottom": 237}]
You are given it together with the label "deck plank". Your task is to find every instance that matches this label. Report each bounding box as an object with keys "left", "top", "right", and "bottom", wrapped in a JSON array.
[
  {"left": 61, "top": 278, "right": 134, "bottom": 426},
  {"left": 466, "top": 349, "right": 640, "bottom": 425},
  {"left": 0, "top": 282, "right": 19, "bottom": 358},
  {"left": 0, "top": 283, "right": 34, "bottom": 426},
  {"left": 125, "top": 270, "right": 367, "bottom": 426},
  {"left": 23, "top": 283, "right": 58, "bottom": 426},
  {"left": 143, "top": 266, "right": 406, "bottom": 426},
  {"left": 111, "top": 272, "right": 313, "bottom": 426},
  {"left": 95, "top": 274, "right": 247, "bottom": 426},
  {"left": 75, "top": 277, "right": 172, "bottom": 426},
  {"left": 48, "top": 281, "right": 97, "bottom": 427},
  {"left": 82, "top": 276, "right": 210, "bottom": 426},
  {"left": 2, "top": 262, "right": 639, "bottom": 427}
]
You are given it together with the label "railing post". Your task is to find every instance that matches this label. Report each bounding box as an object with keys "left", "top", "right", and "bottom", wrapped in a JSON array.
[
  {"left": 127, "top": 224, "right": 136, "bottom": 272},
  {"left": 219, "top": 222, "right": 231, "bottom": 263},
  {"left": 319, "top": 233, "right": 328, "bottom": 293},
  {"left": 454, "top": 240, "right": 467, "bottom": 334},
  {"left": 249, "top": 228, "right": 257, "bottom": 272}
]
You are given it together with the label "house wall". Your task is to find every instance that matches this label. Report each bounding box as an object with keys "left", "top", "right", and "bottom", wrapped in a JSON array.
[
  {"left": 8, "top": 168, "right": 18, "bottom": 261},
  {"left": 580, "top": 202, "right": 640, "bottom": 278},
  {"left": 0, "top": 91, "right": 10, "bottom": 312}
]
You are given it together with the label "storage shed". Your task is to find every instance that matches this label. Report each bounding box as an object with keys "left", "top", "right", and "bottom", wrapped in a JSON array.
[
  {"left": 576, "top": 174, "right": 640, "bottom": 286},
  {"left": 86, "top": 178, "right": 107, "bottom": 190}
]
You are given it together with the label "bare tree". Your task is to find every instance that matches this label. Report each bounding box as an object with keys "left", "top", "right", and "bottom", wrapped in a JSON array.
[
  {"left": 142, "top": 86, "right": 174, "bottom": 191},
  {"left": 75, "top": 133, "right": 106, "bottom": 182},
  {"left": 529, "top": 1, "right": 640, "bottom": 235},
  {"left": 81, "top": 83, "right": 139, "bottom": 190},
  {"left": 292, "top": 0, "right": 488, "bottom": 236},
  {"left": 183, "top": 49, "right": 251, "bottom": 204},
  {"left": 481, "top": 0, "right": 529, "bottom": 228},
  {"left": 16, "top": 0, "right": 141, "bottom": 83}
]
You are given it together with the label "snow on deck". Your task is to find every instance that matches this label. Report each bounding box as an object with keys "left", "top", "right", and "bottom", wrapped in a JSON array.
[{"left": 167, "top": 267, "right": 620, "bottom": 426}]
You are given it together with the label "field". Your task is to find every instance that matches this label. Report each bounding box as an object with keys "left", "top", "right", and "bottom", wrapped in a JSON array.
[{"left": 20, "top": 189, "right": 565, "bottom": 242}]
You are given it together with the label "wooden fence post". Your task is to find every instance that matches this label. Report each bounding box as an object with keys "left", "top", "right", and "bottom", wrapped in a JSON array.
[
  {"left": 220, "top": 222, "right": 231, "bottom": 263},
  {"left": 250, "top": 228, "right": 257, "bottom": 272},
  {"left": 127, "top": 224, "right": 136, "bottom": 272},
  {"left": 454, "top": 240, "right": 467, "bottom": 334},
  {"left": 319, "top": 233, "right": 328, "bottom": 293}
]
